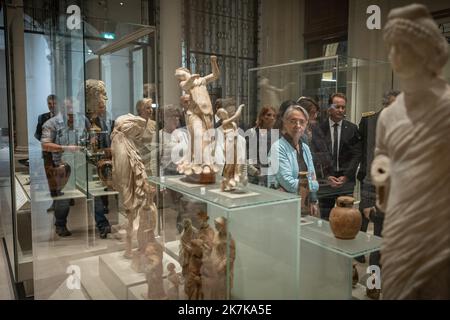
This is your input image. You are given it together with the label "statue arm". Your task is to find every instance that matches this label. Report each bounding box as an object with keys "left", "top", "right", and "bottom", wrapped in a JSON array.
[
  {"left": 221, "top": 104, "right": 245, "bottom": 127},
  {"left": 204, "top": 56, "right": 220, "bottom": 84},
  {"left": 371, "top": 112, "right": 390, "bottom": 212}
]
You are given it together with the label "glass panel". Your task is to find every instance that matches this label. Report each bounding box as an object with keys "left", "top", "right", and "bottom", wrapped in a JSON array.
[
  {"left": 0, "top": 4, "right": 15, "bottom": 280},
  {"left": 150, "top": 176, "right": 301, "bottom": 299}
]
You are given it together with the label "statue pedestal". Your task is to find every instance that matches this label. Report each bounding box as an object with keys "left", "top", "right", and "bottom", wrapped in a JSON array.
[
  {"left": 128, "top": 282, "right": 185, "bottom": 300},
  {"left": 98, "top": 250, "right": 181, "bottom": 299}
]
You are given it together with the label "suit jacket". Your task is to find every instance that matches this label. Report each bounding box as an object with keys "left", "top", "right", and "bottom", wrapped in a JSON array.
[
  {"left": 317, "top": 119, "right": 362, "bottom": 182},
  {"left": 34, "top": 112, "right": 52, "bottom": 141},
  {"left": 357, "top": 112, "right": 380, "bottom": 182}
]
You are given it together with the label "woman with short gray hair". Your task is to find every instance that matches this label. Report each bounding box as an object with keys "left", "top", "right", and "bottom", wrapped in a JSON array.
[{"left": 269, "top": 101, "right": 319, "bottom": 216}]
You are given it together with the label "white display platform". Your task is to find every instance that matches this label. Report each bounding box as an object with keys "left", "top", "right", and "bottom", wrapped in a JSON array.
[
  {"left": 128, "top": 280, "right": 185, "bottom": 300},
  {"left": 99, "top": 250, "right": 181, "bottom": 300},
  {"left": 167, "top": 176, "right": 205, "bottom": 188},
  {"left": 165, "top": 240, "right": 180, "bottom": 260},
  {"left": 208, "top": 188, "right": 259, "bottom": 199}
]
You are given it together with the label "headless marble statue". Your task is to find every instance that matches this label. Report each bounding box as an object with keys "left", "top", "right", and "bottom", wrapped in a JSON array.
[
  {"left": 111, "top": 114, "right": 157, "bottom": 263},
  {"left": 372, "top": 4, "right": 450, "bottom": 299}
]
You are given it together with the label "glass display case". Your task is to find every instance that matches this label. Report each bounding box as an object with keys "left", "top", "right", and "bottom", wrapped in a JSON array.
[
  {"left": 299, "top": 216, "right": 382, "bottom": 299},
  {"left": 147, "top": 176, "right": 301, "bottom": 300},
  {"left": 25, "top": 13, "right": 159, "bottom": 298},
  {"left": 247, "top": 55, "right": 393, "bottom": 127}
]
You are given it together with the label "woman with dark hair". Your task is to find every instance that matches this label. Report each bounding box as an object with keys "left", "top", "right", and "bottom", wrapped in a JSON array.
[
  {"left": 297, "top": 96, "right": 333, "bottom": 183},
  {"left": 246, "top": 106, "right": 277, "bottom": 185},
  {"left": 273, "top": 100, "right": 298, "bottom": 130}
]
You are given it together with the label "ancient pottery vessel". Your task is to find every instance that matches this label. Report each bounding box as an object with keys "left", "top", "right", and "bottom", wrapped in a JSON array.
[
  {"left": 329, "top": 196, "right": 362, "bottom": 239},
  {"left": 45, "top": 162, "right": 71, "bottom": 197}
]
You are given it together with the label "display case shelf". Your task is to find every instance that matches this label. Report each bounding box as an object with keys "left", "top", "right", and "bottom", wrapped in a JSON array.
[
  {"left": 300, "top": 216, "right": 382, "bottom": 258},
  {"left": 149, "top": 175, "right": 300, "bottom": 210}
]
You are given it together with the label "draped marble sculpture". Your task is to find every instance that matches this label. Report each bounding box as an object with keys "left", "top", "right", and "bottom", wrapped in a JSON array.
[
  {"left": 111, "top": 114, "right": 157, "bottom": 262},
  {"left": 372, "top": 4, "right": 450, "bottom": 299},
  {"left": 175, "top": 56, "right": 220, "bottom": 182},
  {"left": 216, "top": 104, "right": 248, "bottom": 191}
]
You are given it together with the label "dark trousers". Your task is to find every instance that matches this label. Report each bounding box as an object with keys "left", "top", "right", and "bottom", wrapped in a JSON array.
[
  {"left": 94, "top": 196, "right": 110, "bottom": 230},
  {"left": 318, "top": 182, "right": 355, "bottom": 220},
  {"left": 54, "top": 199, "right": 71, "bottom": 227},
  {"left": 359, "top": 182, "right": 384, "bottom": 267}
]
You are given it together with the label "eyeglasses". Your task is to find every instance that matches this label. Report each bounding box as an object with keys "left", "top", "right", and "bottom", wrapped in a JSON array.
[{"left": 288, "top": 119, "right": 307, "bottom": 127}]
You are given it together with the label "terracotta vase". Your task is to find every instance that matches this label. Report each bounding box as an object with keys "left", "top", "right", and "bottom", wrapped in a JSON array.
[
  {"left": 45, "top": 162, "right": 71, "bottom": 197},
  {"left": 185, "top": 172, "right": 216, "bottom": 184},
  {"left": 329, "top": 196, "right": 362, "bottom": 240},
  {"left": 97, "top": 159, "right": 114, "bottom": 190},
  {"left": 298, "top": 171, "right": 309, "bottom": 215}
]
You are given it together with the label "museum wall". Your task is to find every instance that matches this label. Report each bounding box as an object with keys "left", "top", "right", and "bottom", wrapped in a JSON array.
[
  {"left": 259, "top": 0, "right": 305, "bottom": 66},
  {"left": 159, "top": 0, "right": 183, "bottom": 107},
  {"left": 348, "top": 0, "right": 450, "bottom": 123}
]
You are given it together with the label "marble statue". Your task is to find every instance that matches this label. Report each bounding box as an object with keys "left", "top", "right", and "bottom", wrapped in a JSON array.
[
  {"left": 259, "top": 77, "right": 294, "bottom": 110},
  {"left": 111, "top": 113, "right": 157, "bottom": 260},
  {"left": 136, "top": 98, "right": 157, "bottom": 177},
  {"left": 216, "top": 104, "right": 248, "bottom": 191},
  {"left": 167, "top": 262, "right": 181, "bottom": 300},
  {"left": 185, "top": 238, "right": 204, "bottom": 300},
  {"left": 179, "top": 218, "right": 197, "bottom": 279},
  {"left": 372, "top": 3, "right": 450, "bottom": 299},
  {"left": 85, "top": 79, "right": 107, "bottom": 152},
  {"left": 175, "top": 56, "right": 220, "bottom": 182}
]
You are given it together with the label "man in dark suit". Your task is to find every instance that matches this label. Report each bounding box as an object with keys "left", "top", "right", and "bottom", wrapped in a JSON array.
[
  {"left": 34, "top": 94, "right": 57, "bottom": 141},
  {"left": 315, "top": 93, "right": 362, "bottom": 220},
  {"left": 356, "top": 90, "right": 400, "bottom": 266}
]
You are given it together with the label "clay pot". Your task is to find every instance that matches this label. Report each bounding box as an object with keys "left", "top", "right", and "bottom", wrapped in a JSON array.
[
  {"left": 45, "top": 162, "right": 71, "bottom": 197},
  {"left": 329, "top": 196, "right": 362, "bottom": 240},
  {"left": 97, "top": 159, "right": 114, "bottom": 190},
  {"left": 298, "top": 171, "right": 309, "bottom": 214},
  {"left": 185, "top": 172, "right": 216, "bottom": 184}
]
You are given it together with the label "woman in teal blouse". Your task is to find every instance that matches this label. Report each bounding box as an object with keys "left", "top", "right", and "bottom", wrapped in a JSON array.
[{"left": 269, "top": 101, "right": 319, "bottom": 216}]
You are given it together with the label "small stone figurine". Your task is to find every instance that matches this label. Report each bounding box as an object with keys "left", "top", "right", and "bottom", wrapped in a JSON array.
[
  {"left": 208, "top": 216, "right": 236, "bottom": 300},
  {"left": 216, "top": 104, "right": 248, "bottom": 192},
  {"left": 142, "top": 231, "right": 166, "bottom": 300},
  {"left": 167, "top": 263, "right": 181, "bottom": 300},
  {"left": 196, "top": 211, "right": 214, "bottom": 255},
  {"left": 179, "top": 218, "right": 197, "bottom": 279},
  {"left": 185, "top": 239, "right": 204, "bottom": 300}
]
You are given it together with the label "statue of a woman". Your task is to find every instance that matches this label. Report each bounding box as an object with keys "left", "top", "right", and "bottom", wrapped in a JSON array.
[
  {"left": 216, "top": 104, "right": 248, "bottom": 191},
  {"left": 373, "top": 4, "right": 450, "bottom": 299},
  {"left": 175, "top": 56, "right": 220, "bottom": 182},
  {"left": 179, "top": 218, "right": 197, "bottom": 279},
  {"left": 111, "top": 114, "right": 156, "bottom": 260}
]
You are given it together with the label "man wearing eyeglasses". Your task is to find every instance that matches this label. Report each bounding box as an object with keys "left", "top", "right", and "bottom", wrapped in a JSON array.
[{"left": 315, "top": 93, "right": 362, "bottom": 220}]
